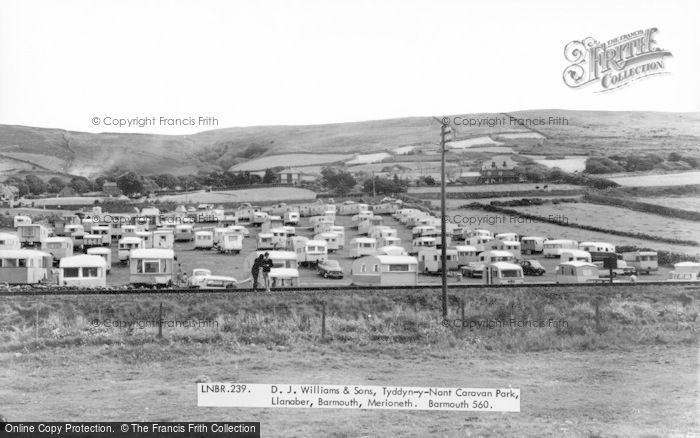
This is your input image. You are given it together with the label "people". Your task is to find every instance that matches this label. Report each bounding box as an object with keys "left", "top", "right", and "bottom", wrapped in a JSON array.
[
  {"left": 261, "top": 252, "right": 273, "bottom": 292},
  {"left": 251, "top": 254, "right": 264, "bottom": 291}
]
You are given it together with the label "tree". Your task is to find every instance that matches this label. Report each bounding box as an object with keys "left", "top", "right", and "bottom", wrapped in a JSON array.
[
  {"left": 423, "top": 175, "right": 436, "bottom": 186},
  {"left": 94, "top": 175, "right": 108, "bottom": 190},
  {"left": 154, "top": 173, "right": 179, "bottom": 190},
  {"left": 262, "top": 168, "right": 278, "bottom": 184},
  {"left": 24, "top": 175, "right": 47, "bottom": 195},
  {"left": 47, "top": 177, "right": 66, "bottom": 193},
  {"left": 321, "top": 167, "right": 357, "bottom": 195},
  {"left": 117, "top": 172, "right": 144, "bottom": 196},
  {"left": 69, "top": 176, "right": 92, "bottom": 193},
  {"left": 363, "top": 176, "right": 407, "bottom": 195}
]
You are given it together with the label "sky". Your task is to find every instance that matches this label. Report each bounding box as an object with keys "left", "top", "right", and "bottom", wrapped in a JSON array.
[{"left": 0, "top": 0, "right": 698, "bottom": 134}]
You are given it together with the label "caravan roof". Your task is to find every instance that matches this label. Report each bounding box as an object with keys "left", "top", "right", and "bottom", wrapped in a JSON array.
[
  {"left": 130, "top": 249, "right": 174, "bottom": 259},
  {"left": 60, "top": 254, "right": 107, "bottom": 268}
]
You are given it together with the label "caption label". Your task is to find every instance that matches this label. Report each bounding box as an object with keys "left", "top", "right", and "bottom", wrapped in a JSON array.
[{"left": 197, "top": 383, "right": 520, "bottom": 412}]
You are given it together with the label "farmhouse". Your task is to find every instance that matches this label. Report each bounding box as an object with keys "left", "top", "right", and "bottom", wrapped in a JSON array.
[
  {"left": 279, "top": 168, "right": 319, "bottom": 185},
  {"left": 102, "top": 182, "right": 121, "bottom": 196},
  {"left": 479, "top": 155, "right": 521, "bottom": 184}
]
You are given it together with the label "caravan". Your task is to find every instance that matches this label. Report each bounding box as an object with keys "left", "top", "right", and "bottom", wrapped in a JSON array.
[
  {"left": 351, "top": 255, "right": 418, "bottom": 286},
  {"left": 578, "top": 242, "right": 616, "bottom": 262},
  {"left": 622, "top": 250, "right": 658, "bottom": 274},
  {"left": 257, "top": 232, "right": 275, "bottom": 250},
  {"left": 194, "top": 231, "right": 214, "bottom": 249},
  {"left": 152, "top": 230, "right": 174, "bottom": 249},
  {"left": 17, "top": 224, "right": 49, "bottom": 247},
  {"left": 13, "top": 215, "right": 32, "bottom": 228},
  {"left": 488, "top": 239, "right": 522, "bottom": 259},
  {"left": 521, "top": 236, "right": 547, "bottom": 255},
  {"left": 0, "top": 232, "right": 20, "bottom": 250},
  {"left": 667, "top": 262, "right": 700, "bottom": 281},
  {"left": 560, "top": 249, "right": 592, "bottom": 263},
  {"left": 41, "top": 237, "right": 74, "bottom": 264},
  {"left": 174, "top": 224, "right": 195, "bottom": 242},
  {"left": 453, "top": 245, "right": 479, "bottom": 267},
  {"left": 118, "top": 237, "right": 143, "bottom": 262},
  {"left": 314, "top": 232, "right": 342, "bottom": 252},
  {"left": 478, "top": 250, "right": 515, "bottom": 264},
  {"left": 129, "top": 248, "right": 176, "bottom": 286},
  {"left": 0, "top": 249, "right": 53, "bottom": 284},
  {"left": 349, "top": 237, "right": 377, "bottom": 258},
  {"left": 417, "top": 248, "right": 459, "bottom": 273},
  {"left": 411, "top": 236, "right": 437, "bottom": 254},
  {"left": 296, "top": 240, "right": 328, "bottom": 267},
  {"left": 261, "top": 215, "right": 284, "bottom": 232},
  {"left": 91, "top": 225, "right": 111, "bottom": 246},
  {"left": 218, "top": 233, "right": 243, "bottom": 254},
  {"left": 483, "top": 262, "right": 524, "bottom": 285},
  {"left": 358, "top": 216, "right": 383, "bottom": 235},
  {"left": 64, "top": 224, "right": 85, "bottom": 248},
  {"left": 59, "top": 255, "right": 108, "bottom": 287},
  {"left": 556, "top": 261, "right": 600, "bottom": 284},
  {"left": 543, "top": 240, "right": 579, "bottom": 258},
  {"left": 87, "top": 247, "right": 112, "bottom": 272},
  {"left": 284, "top": 211, "right": 300, "bottom": 225}
]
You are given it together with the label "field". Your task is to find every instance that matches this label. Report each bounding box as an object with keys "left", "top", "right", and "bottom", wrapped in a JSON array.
[
  {"left": 229, "top": 154, "right": 353, "bottom": 171},
  {"left": 408, "top": 183, "right": 583, "bottom": 194},
  {"left": 1, "top": 286, "right": 698, "bottom": 436},
  {"left": 447, "top": 136, "right": 503, "bottom": 148},
  {"left": 156, "top": 188, "right": 317, "bottom": 204},
  {"left": 610, "top": 171, "right": 700, "bottom": 187},
  {"left": 445, "top": 205, "right": 700, "bottom": 255},
  {"left": 346, "top": 152, "right": 392, "bottom": 165},
  {"left": 636, "top": 196, "right": 700, "bottom": 213},
  {"left": 522, "top": 155, "right": 587, "bottom": 172},
  {"left": 510, "top": 203, "right": 700, "bottom": 245}
]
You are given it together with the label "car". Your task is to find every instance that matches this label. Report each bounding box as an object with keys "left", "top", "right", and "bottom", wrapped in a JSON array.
[
  {"left": 520, "top": 260, "right": 545, "bottom": 276},
  {"left": 188, "top": 268, "right": 212, "bottom": 287},
  {"left": 594, "top": 260, "right": 637, "bottom": 277},
  {"left": 198, "top": 275, "right": 238, "bottom": 289},
  {"left": 461, "top": 262, "right": 485, "bottom": 278},
  {"left": 317, "top": 259, "right": 344, "bottom": 279}
]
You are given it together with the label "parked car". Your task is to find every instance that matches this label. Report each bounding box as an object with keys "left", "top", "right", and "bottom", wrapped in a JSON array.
[
  {"left": 520, "top": 260, "right": 545, "bottom": 276},
  {"left": 188, "top": 268, "right": 212, "bottom": 287},
  {"left": 198, "top": 275, "right": 238, "bottom": 289},
  {"left": 594, "top": 260, "right": 637, "bottom": 277},
  {"left": 461, "top": 262, "right": 485, "bottom": 278},
  {"left": 317, "top": 259, "right": 344, "bottom": 279}
]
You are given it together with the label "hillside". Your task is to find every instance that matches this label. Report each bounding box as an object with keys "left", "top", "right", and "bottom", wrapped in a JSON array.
[{"left": 0, "top": 110, "right": 698, "bottom": 179}]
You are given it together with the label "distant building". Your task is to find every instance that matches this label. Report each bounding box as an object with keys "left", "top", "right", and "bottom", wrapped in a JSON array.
[
  {"left": 0, "top": 183, "right": 19, "bottom": 207},
  {"left": 279, "top": 168, "right": 319, "bottom": 185},
  {"left": 102, "top": 182, "right": 121, "bottom": 196},
  {"left": 479, "top": 156, "right": 521, "bottom": 184},
  {"left": 58, "top": 186, "right": 78, "bottom": 197}
]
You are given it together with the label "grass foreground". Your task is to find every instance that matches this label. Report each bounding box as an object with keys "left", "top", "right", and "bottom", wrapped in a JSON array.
[{"left": 1, "top": 284, "right": 699, "bottom": 437}]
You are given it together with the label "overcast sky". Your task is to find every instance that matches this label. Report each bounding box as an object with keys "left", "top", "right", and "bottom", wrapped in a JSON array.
[{"left": 1, "top": 0, "right": 698, "bottom": 134}]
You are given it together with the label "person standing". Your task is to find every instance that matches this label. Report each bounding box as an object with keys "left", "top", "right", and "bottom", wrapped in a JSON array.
[
  {"left": 251, "top": 254, "right": 264, "bottom": 291},
  {"left": 262, "top": 252, "right": 273, "bottom": 292}
]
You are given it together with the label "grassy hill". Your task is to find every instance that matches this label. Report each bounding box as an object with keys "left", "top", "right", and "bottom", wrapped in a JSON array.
[{"left": 0, "top": 110, "right": 698, "bottom": 179}]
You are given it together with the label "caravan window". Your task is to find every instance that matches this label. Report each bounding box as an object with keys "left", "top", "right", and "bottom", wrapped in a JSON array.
[
  {"left": 84, "top": 267, "right": 99, "bottom": 277},
  {"left": 63, "top": 267, "right": 80, "bottom": 278},
  {"left": 501, "top": 269, "right": 522, "bottom": 278},
  {"left": 373, "top": 264, "right": 379, "bottom": 272},
  {"left": 361, "top": 264, "right": 367, "bottom": 272},
  {"left": 389, "top": 264, "right": 410, "bottom": 272},
  {"left": 20, "top": 227, "right": 34, "bottom": 237},
  {"left": 47, "top": 242, "right": 62, "bottom": 249},
  {"left": 143, "top": 260, "right": 159, "bottom": 273}
]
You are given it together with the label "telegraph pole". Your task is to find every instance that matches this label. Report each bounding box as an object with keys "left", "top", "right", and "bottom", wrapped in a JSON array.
[{"left": 440, "top": 121, "right": 452, "bottom": 319}]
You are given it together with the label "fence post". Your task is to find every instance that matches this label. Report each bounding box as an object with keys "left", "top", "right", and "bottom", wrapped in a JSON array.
[
  {"left": 594, "top": 297, "right": 601, "bottom": 333},
  {"left": 157, "top": 302, "right": 163, "bottom": 338},
  {"left": 321, "top": 302, "right": 326, "bottom": 340},
  {"left": 461, "top": 298, "right": 466, "bottom": 323},
  {"left": 35, "top": 306, "right": 39, "bottom": 339}
]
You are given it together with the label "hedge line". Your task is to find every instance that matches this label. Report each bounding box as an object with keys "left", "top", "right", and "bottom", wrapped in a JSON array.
[
  {"left": 584, "top": 192, "right": 700, "bottom": 222},
  {"left": 466, "top": 203, "right": 700, "bottom": 247}
]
